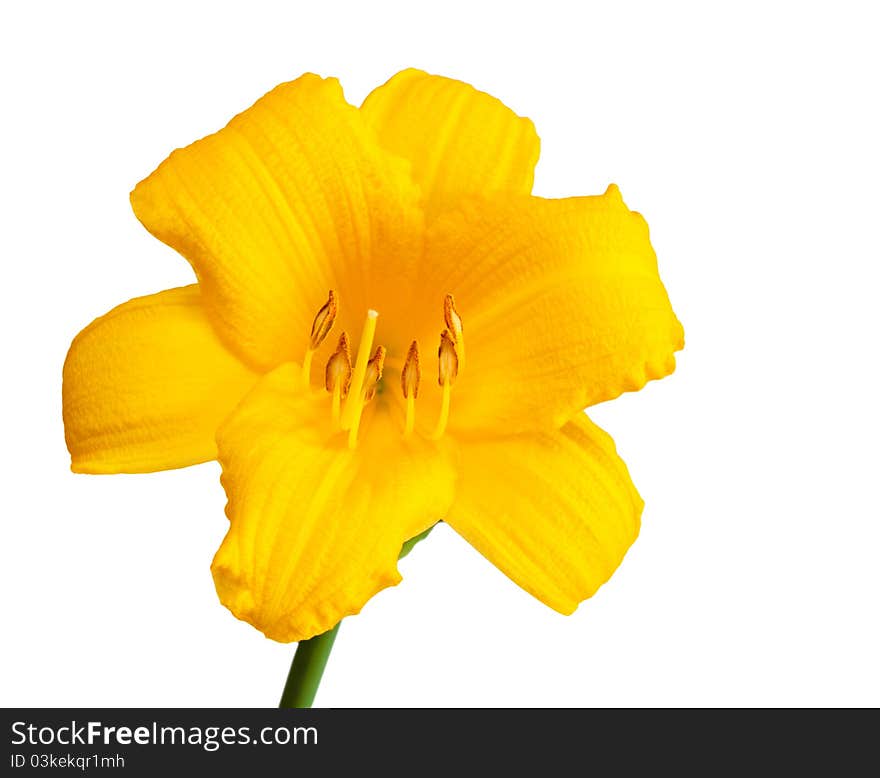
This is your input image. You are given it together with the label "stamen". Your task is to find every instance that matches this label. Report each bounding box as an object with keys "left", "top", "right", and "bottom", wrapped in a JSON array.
[
  {"left": 340, "top": 309, "right": 379, "bottom": 430},
  {"left": 432, "top": 330, "right": 458, "bottom": 439},
  {"left": 437, "top": 329, "right": 459, "bottom": 386},
  {"left": 324, "top": 332, "right": 352, "bottom": 429},
  {"left": 443, "top": 293, "right": 465, "bottom": 372},
  {"left": 401, "top": 341, "right": 420, "bottom": 437},
  {"left": 348, "top": 346, "right": 385, "bottom": 449},
  {"left": 302, "top": 290, "right": 337, "bottom": 388}
]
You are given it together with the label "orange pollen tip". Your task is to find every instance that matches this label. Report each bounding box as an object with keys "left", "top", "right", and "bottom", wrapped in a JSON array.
[
  {"left": 438, "top": 330, "right": 459, "bottom": 386},
  {"left": 444, "top": 293, "right": 463, "bottom": 340},
  {"left": 324, "top": 331, "right": 352, "bottom": 397},
  {"left": 401, "top": 340, "right": 421, "bottom": 399},
  {"left": 309, "top": 290, "right": 337, "bottom": 350},
  {"left": 362, "top": 345, "right": 386, "bottom": 403}
]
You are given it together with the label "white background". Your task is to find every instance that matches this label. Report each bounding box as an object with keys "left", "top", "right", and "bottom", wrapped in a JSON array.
[{"left": 2, "top": 1, "right": 878, "bottom": 707}]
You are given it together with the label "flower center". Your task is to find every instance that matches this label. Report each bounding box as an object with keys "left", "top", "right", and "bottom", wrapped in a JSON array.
[{"left": 302, "top": 291, "right": 464, "bottom": 448}]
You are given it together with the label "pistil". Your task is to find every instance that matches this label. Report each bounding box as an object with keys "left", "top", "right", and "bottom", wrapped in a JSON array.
[
  {"left": 340, "top": 309, "right": 379, "bottom": 430},
  {"left": 348, "top": 346, "right": 385, "bottom": 449}
]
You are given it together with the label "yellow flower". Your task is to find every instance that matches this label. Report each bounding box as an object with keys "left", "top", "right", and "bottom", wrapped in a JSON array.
[{"left": 62, "top": 69, "right": 683, "bottom": 642}]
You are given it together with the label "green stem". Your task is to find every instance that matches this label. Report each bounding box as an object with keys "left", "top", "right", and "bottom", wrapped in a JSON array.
[
  {"left": 277, "top": 524, "right": 436, "bottom": 708},
  {"left": 278, "top": 624, "right": 340, "bottom": 708}
]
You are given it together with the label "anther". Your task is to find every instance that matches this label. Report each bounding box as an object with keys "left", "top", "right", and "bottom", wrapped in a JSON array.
[
  {"left": 443, "top": 293, "right": 465, "bottom": 372},
  {"left": 325, "top": 332, "right": 352, "bottom": 428},
  {"left": 362, "top": 346, "right": 386, "bottom": 403},
  {"left": 401, "top": 341, "right": 420, "bottom": 437},
  {"left": 432, "top": 330, "right": 458, "bottom": 439},
  {"left": 310, "top": 291, "right": 338, "bottom": 350},
  {"left": 302, "top": 290, "right": 337, "bottom": 388}
]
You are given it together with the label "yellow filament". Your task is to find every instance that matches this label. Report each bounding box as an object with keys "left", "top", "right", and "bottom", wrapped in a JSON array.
[
  {"left": 341, "top": 310, "right": 378, "bottom": 431},
  {"left": 347, "top": 409, "right": 363, "bottom": 449},
  {"left": 404, "top": 395, "right": 415, "bottom": 437},
  {"left": 302, "top": 348, "right": 313, "bottom": 389},
  {"left": 432, "top": 381, "right": 452, "bottom": 439},
  {"left": 331, "top": 383, "right": 342, "bottom": 429}
]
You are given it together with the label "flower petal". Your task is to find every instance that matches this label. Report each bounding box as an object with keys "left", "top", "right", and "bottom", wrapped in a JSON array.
[
  {"left": 422, "top": 187, "right": 684, "bottom": 434},
  {"left": 62, "top": 286, "right": 258, "bottom": 474},
  {"left": 212, "top": 364, "right": 455, "bottom": 642},
  {"left": 446, "top": 413, "right": 643, "bottom": 614},
  {"left": 131, "top": 73, "right": 423, "bottom": 371},
  {"left": 361, "top": 68, "right": 540, "bottom": 220}
]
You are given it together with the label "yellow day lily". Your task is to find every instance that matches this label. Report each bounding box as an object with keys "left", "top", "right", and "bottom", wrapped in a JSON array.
[{"left": 62, "top": 69, "right": 683, "bottom": 644}]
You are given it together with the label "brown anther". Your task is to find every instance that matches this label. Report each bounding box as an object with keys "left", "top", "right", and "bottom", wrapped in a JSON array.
[
  {"left": 324, "top": 332, "right": 352, "bottom": 398},
  {"left": 309, "top": 290, "right": 337, "bottom": 350},
  {"left": 438, "top": 330, "right": 459, "bottom": 386},
  {"left": 401, "top": 341, "right": 421, "bottom": 400},
  {"left": 443, "top": 294, "right": 463, "bottom": 341},
  {"left": 362, "top": 345, "right": 386, "bottom": 403}
]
